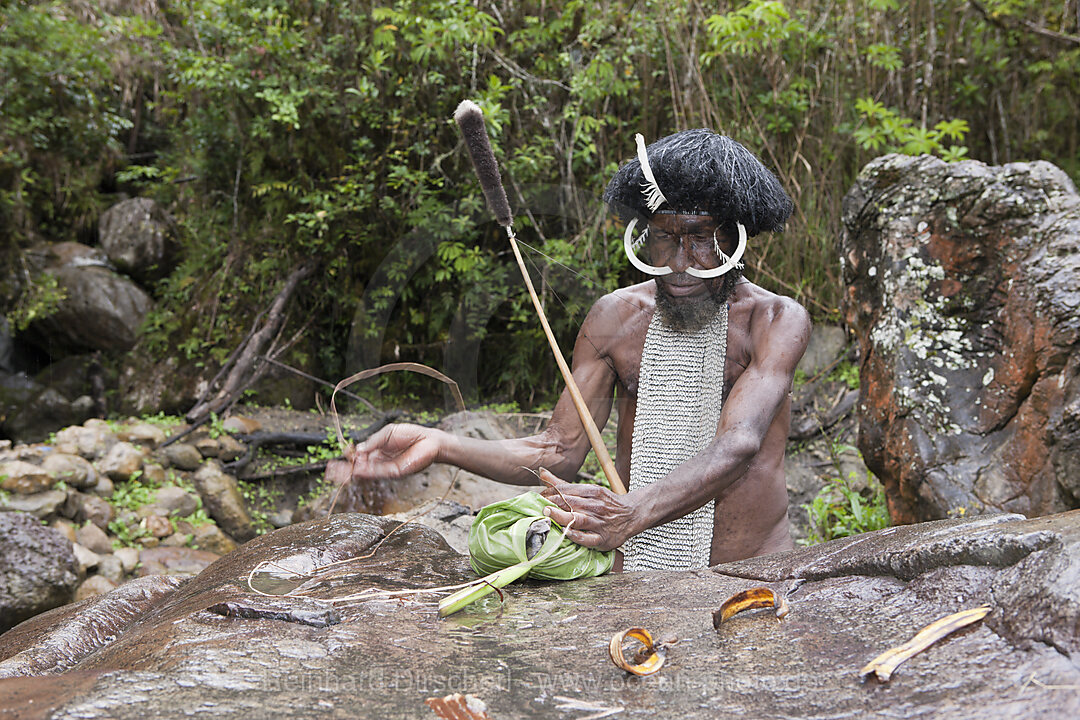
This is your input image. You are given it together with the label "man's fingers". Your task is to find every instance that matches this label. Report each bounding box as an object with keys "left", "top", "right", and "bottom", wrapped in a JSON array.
[{"left": 563, "top": 528, "right": 603, "bottom": 548}]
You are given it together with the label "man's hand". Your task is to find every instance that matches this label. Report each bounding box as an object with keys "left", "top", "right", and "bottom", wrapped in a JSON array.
[
  {"left": 344, "top": 423, "right": 442, "bottom": 480},
  {"left": 538, "top": 468, "right": 639, "bottom": 551}
]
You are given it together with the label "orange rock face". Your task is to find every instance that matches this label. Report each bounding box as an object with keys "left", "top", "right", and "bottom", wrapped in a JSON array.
[{"left": 841, "top": 155, "right": 1080, "bottom": 523}]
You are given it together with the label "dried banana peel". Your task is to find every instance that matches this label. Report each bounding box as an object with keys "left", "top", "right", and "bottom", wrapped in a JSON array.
[
  {"left": 712, "top": 587, "right": 789, "bottom": 629},
  {"left": 608, "top": 627, "right": 674, "bottom": 676},
  {"left": 860, "top": 606, "right": 991, "bottom": 683}
]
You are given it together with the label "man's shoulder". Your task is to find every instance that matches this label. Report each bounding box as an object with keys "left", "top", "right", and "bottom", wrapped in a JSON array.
[
  {"left": 589, "top": 281, "right": 655, "bottom": 321},
  {"left": 735, "top": 282, "right": 811, "bottom": 344}
]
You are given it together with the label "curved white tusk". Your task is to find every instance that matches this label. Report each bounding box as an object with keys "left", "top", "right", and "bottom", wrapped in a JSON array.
[
  {"left": 686, "top": 222, "right": 747, "bottom": 278},
  {"left": 623, "top": 218, "right": 672, "bottom": 276}
]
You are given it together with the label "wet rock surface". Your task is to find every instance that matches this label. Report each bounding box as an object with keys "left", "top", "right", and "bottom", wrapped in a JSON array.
[
  {"left": 841, "top": 154, "right": 1080, "bottom": 523},
  {"left": 0, "top": 511, "right": 1077, "bottom": 719}
]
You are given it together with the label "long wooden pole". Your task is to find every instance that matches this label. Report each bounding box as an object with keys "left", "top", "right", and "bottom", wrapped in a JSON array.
[{"left": 506, "top": 230, "right": 626, "bottom": 495}]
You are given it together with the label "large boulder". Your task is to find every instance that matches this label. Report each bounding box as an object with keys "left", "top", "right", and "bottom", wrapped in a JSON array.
[
  {"left": 841, "top": 154, "right": 1080, "bottom": 523},
  {"left": 98, "top": 197, "right": 177, "bottom": 282},
  {"left": 0, "top": 512, "right": 78, "bottom": 633},
  {"left": 18, "top": 242, "right": 152, "bottom": 358},
  {"left": 0, "top": 511, "right": 1078, "bottom": 718}
]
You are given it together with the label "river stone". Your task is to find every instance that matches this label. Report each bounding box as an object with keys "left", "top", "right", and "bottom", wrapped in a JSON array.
[
  {"left": 71, "top": 544, "right": 100, "bottom": 575},
  {"left": 141, "top": 485, "right": 199, "bottom": 519},
  {"left": 98, "top": 197, "right": 177, "bottom": 282},
  {"left": 163, "top": 443, "right": 202, "bottom": 471},
  {"left": 192, "top": 462, "right": 253, "bottom": 541},
  {"left": 116, "top": 423, "right": 166, "bottom": 450},
  {"left": 74, "top": 575, "right": 117, "bottom": 603},
  {"left": 136, "top": 547, "right": 220, "bottom": 577},
  {"left": 0, "top": 513, "right": 77, "bottom": 633},
  {"left": 0, "top": 461, "right": 53, "bottom": 495},
  {"left": 52, "top": 423, "right": 112, "bottom": 460},
  {"left": 41, "top": 453, "right": 96, "bottom": 489},
  {"left": 75, "top": 523, "right": 113, "bottom": 555},
  {"left": 144, "top": 514, "right": 172, "bottom": 539},
  {"left": 190, "top": 523, "right": 238, "bottom": 556},
  {"left": 217, "top": 434, "right": 245, "bottom": 462},
  {"left": 1, "top": 512, "right": 1078, "bottom": 718},
  {"left": 78, "top": 493, "right": 114, "bottom": 531},
  {"left": 841, "top": 154, "right": 1080, "bottom": 523},
  {"left": 114, "top": 548, "right": 139, "bottom": 574},
  {"left": 48, "top": 519, "right": 77, "bottom": 544},
  {"left": 141, "top": 463, "right": 166, "bottom": 485},
  {"left": 97, "top": 555, "right": 124, "bottom": 585},
  {"left": 96, "top": 442, "right": 145, "bottom": 482},
  {"left": 0, "top": 489, "right": 66, "bottom": 519},
  {"left": 193, "top": 436, "right": 220, "bottom": 458}
]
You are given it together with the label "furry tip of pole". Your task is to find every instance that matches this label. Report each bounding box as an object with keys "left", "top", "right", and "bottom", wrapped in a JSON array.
[{"left": 453, "top": 100, "right": 513, "bottom": 228}]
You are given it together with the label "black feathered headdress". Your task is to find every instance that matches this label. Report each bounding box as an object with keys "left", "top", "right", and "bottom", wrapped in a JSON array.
[{"left": 604, "top": 128, "right": 793, "bottom": 238}]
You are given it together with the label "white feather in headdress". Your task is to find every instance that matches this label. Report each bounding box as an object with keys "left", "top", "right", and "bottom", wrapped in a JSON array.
[{"left": 635, "top": 133, "right": 668, "bottom": 212}]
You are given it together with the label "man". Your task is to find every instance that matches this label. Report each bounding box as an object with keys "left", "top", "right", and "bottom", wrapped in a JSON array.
[{"left": 343, "top": 128, "right": 810, "bottom": 571}]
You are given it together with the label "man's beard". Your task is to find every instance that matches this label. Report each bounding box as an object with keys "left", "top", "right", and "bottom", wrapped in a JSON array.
[{"left": 655, "top": 270, "right": 740, "bottom": 333}]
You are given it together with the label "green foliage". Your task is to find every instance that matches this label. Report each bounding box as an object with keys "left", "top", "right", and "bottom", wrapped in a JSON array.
[
  {"left": 237, "top": 479, "right": 282, "bottom": 535},
  {"left": 800, "top": 474, "right": 890, "bottom": 545},
  {"left": 828, "top": 360, "right": 860, "bottom": 391},
  {"left": 2, "top": 0, "right": 1077, "bottom": 410},
  {"left": 852, "top": 98, "right": 970, "bottom": 160},
  {"left": 4, "top": 271, "right": 67, "bottom": 331}
]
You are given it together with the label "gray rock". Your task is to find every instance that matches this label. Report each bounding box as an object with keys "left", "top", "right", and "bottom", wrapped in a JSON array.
[
  {"left": 96, "top": 441, "right": 145, "bottom": 482},
  {"left": 0, "top": 384, "right": 95, "bottom": 445},
  {"left": 113, "top": 547, "right": 139, "bottom": 574},
  {"left": 79, "top": 493, "right": 115, "bottom": 531},
  {"left": 144, "top": 514, "right": 172, "bottom": 538},
  {"left": 115, "top": 422, "right": 166, "bottom": 450},
  {"left": 0, "top": 489, "right": 66, "bottom": 519},
  {"left": 71, "top": 543, "right": 101, "bottom": 574},
  {"left": 136, "top": 546, "right": 220, "bottom": 577},
  {"left": 190, "top": 523, "right": 238, "bottom": 555},
  {"left": 268, "top": 509, "right": 293, "bottom": 528},
  {"left": 192, "top": 462, "right": 254, "bottom": 541},
  {"left": 73, "top": 574, "right": 117, "bottom": 602},
  {"left": 217, "top": 433, "right": 245, "bottom": 462},
  {"left": 96, "top": 554, "right": 124, "bottom": 584},
  {"left": 0, "top": 460, "right": 54, "bottom": 494},
  {"left": 25, "top": 261, "right": 151, "bottom": 355},
  {"left": 141, "top": 462, "right": 166, "bottom": 484},
  {"left": 98, "top": 197, "right": 177, "bottom": 282},
  {"left": 52, "top": 422, "right": 113, "bottom": 460},
  {"left": 164, "top": 443, "right": 202, "bottom": 471},
  {"left": 48, "top": 518, "right": 77, "bottom": 544},
  {"left": 841, "top": 155, "right": 1080, "bottom": 523},
  {"left": 4, "top": 512, "right": 1080, "bottom": 717},
  {"left": 91, "top": 474, "right": 114, "bottom": 498},
  {"left": 161, "top": 532, "right": 192, "bottom": 548},
  {"left": 0, "top": 512, "right": 78, "bottom": 633},
  {"left": 75, "top": 522, "right": 113, "bottom": 555},
  {"left": 193, "top": 436, "right": 220, "bottom": 458},
  {"left": 145, "top": 485, "right": 199, "bottom": 518},
  {"left": 796, "top": 324, "right": 849, "bottom": 377},
  {"left": 41, "top": 452, "right": 96, "bottom": 489}
]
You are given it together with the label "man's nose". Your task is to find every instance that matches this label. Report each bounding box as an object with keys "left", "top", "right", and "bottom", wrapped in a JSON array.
[{"left": 669, "top": 239, "right": 694, "bottom": 273}]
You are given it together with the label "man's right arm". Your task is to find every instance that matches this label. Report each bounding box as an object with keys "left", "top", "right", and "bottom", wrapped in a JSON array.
[{"left": 343, "top": 293, "right": 622, "bottom": 487}]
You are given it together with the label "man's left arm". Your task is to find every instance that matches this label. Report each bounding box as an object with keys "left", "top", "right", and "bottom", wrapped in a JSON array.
[{"left": 542, "top": 298, "right": 811, "bottom": 550}]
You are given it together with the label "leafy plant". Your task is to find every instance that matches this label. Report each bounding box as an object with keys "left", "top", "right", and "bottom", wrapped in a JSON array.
[
  {"left": 799, "top": 474, "right": 890, "bottom": 545},
  {"left": 237, "top": 478, "right": 283, "bottom": 534}
]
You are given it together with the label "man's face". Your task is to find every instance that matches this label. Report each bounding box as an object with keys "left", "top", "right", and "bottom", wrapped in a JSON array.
[{"left": 646, "top": 213, "right": 741, "bottom": 332}]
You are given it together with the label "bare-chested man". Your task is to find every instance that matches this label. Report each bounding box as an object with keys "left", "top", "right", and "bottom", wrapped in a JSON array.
[{"left": 344, "top": 129, "right": 810, "bottom": 570}]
